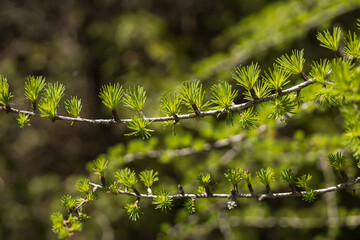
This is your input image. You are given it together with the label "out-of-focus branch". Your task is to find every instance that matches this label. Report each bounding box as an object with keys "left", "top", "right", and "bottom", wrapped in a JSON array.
[
  {"left": 318, "top": 155, "right": 339, "bottom": 239},
  {"left": 229, "top": 215, "right": 360, "bottom": 228},
  {"left": 164, "top": 213, "right": 360, "bottom": 239},
  {"left": 124, "top": 134, "right": 245, "bottom": 163}
]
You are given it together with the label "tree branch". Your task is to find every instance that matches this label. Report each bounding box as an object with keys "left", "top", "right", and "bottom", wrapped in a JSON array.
[
  {"left": 89, "top": 176, "right": 360, "bottom": 201},
  {"left": 74, "top": 183, "right": 101, "bottom": 211},
  {"left": 0, "top": 79, "right": 315, "bottom": 125}
]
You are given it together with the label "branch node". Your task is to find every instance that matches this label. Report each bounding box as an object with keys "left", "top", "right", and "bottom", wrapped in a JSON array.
[
  {"left": 111, "top": 109, "right": 119, "bottom": 122},
  {"left": 191, "top": 104, "right": 201, "bottom": 115},
  {"left": 178, "top": 184, "right": 185, "bottom": 195},
  {"left": 204, "top": 186, "right": 212, "bottom": 196},
  {"left": 247, "top": 183, "right": 254, "bottom": 195},
  {"left": 300, "top": 72, "right": 309, "bottom": 81}
]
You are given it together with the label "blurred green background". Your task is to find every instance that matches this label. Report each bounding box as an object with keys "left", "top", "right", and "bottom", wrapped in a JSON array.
[{"left": 1, "top": 0, "right": 360, "bottom": 239}]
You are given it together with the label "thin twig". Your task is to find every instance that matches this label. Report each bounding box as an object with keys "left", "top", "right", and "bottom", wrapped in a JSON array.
[
  {"left": 0, "top": 79, "right": 316, "bottom": 125},
  {"left": 95, "top": 176, "right": 360, "bottom": 200},
  {"left": 74, "top": 183, "right": 103, "bottom": 211},
  {"left": 124, "top": 134, "right": 245, "bottom": 163}
]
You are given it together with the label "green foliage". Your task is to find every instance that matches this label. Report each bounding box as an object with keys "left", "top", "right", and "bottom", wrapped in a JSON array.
[
  {"left": 60, "top": 195, "right": 76, "bottom": 211},
  {"left": 38, "top": 82, "right": 65, "bottom": 119},
  {"left": 124, "top": 202, "right": 142, "bottom": 221},
  {"left": 256, "top": 167, "right": 275, "bottom": 186},
  {"left": 76, "top": 179, "right": 90, "bottom": 194},
  {"left": 160, "top": 92, "right": 182, "bottom": 117},
  {"left": 309, "top": 59, "right": 331, "bottom": 84},
  {"left": 24, "top": 76, "right": 46, "bottom": 103},
  {"left": 93, "top": 156, "right": 108, "bottom": 178},
  {"left": 210, "top": 81, "right": 238, "bottom": 123},
  {"left": 231, "top": 63, "right": 268, "bottom": 100},
  {"left": 52, "top": 179, "right": 95, "bottom": 239},
  {"left": 327, "top": 152, "right": 345, "bottom": 170},
  {"left": 43, "top": 82, "right": 65, "bottom": 106},
  {"left": 153, "top": 189, "right": 173, "bottom": 213},
  {"left": 276, "top": 49, "right": 305, "bottom": 74},
  {"left": 295, "top": 174, "right": 312, "bottom": 189},
  {"left": 64, "top": 96, "right": 82, "bottom": 118},
  {"left": 239, "top": 107, "right": 259, "bottom": 130},
  {"left": 268, "top": 96, "right": 296, "bottom": 122},
  {"left": 51, "top": 212, "right": 64, "bottom": 229},
  {"left": 180, "top": 80, "right": 208, "bottom": 113},
  {"left": 51, "top": 212, "right": 70, "bottom": 239},
  {"left": 196, "top": 172, "right": 211, "bottom": 186},
  {"left": 124, "top": 86, "right": 147, "bottom": 112},
  {"left": 241, "top": 169, "right": 254, "bottom": 193},
  {"left": 197, "top": 186, "right": 206, "bottom": 194},
  {"left": 139, "top": 169, "right": 159, "bottom": 188},
  {"left": 210, "top": 81, "right": 238, "bottom": 111},
  {"left": 343, "top": 31, "right": 360, "bottom": 60},
  {"left": 295, "top": 174, "right": 316, "bottom": 202},
  {"left": 263, "top": 64, "right": 291, "bottom": 92},
  {"left": 86, "top": 191, "right": 99, "bottom": 202},
  {"left": 280, "top": 169, "right": 296, "bottom": 184},
  {"left": 232, "top": 62, "right": 261, "bottom": 91},
  {"left": 330, "top": 58, "right": 353, "bottom": 86},
  {"left": 241, "top": 170, "right": 252, "bottom": 184},
  {"left": 252, "top": 81, "right": 271, "bottom": 99},
  {"left": 0, "top": 75, "right": 13, "bottom": 107},
  {"left": 16, "top": 112, "right": 30, "bottom": 129},
  {"left": 78, "top": 213, "right": 91, "bottom": 222},
  {"left": 125, "top": 114, "right": 153, "bottom": 139},
  {"left": 343, "top": 125, "right": 360, "bottom": 157},
  {"left": 317, "top": 27, "right": 341, "bottom": 52},
  {"left": 115, "top": 168, "right": 138, "bottom": 189},
  {"left": 342, "top": 107, "right": 360, "bottom": 157},
  {"left": 323, "top": 58, "right": 360, "bottom": 106},
  {"left": 313, "top": 87, "right": 338, "bottom": 109},
  {"left": 51, "top": 212, "right": 83, "bottom": 239},
  {"left": 303, "top": 189, "right": 316, "bottom": 202},
  {"left": 99, "top": 83, "right": 123, "bottom": 111},
  {"left": 224, "top": 168, "right": 242, "bottom": 185},
  {"left": 68, "top": 213, "right": 82, "bottom": 230},
  {"left": 184, "top": 198, "right": 196, "bottom": 214},
  {"left": 115, "top": 168, "right": 132, "bottom": 185},
  {"left": 108, "top": 181, "right": 121, "bottom": 196}
]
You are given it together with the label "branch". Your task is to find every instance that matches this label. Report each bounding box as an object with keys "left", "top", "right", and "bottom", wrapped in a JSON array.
[
  {"left": 229, "top": 215, "right": 360, "bottom": 228},
  {"left": 168, "top": 214, "right": 360, "bottom": 235},
  {"left": 74, "top": 183, "right": 102, "bottom": 211},
  {"left": 92, "top": 176, "right": 360, "bottom": 200},
  {"left": 0, "top": 79, "right": 315, "bottom": 125},
  {"left": 124, "top": 134, "right": 245, "bottom": 163}
]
